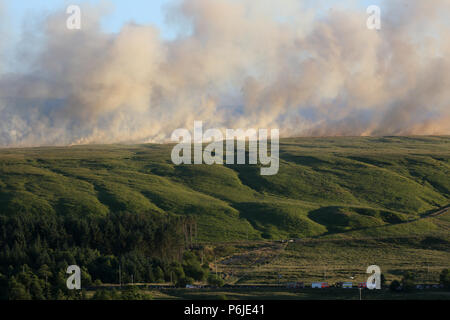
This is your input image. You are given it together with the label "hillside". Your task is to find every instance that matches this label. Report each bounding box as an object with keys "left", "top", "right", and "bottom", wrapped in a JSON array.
[{"left": 0, "top": 136, "right": 449, "bottom": 242}]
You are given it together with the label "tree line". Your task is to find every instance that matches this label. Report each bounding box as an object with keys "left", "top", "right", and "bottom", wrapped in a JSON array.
[{"left": 0, "top": 210, "right": 214, "bottom": 300}]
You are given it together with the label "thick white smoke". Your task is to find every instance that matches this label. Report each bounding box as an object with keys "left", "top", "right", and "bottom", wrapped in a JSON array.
[{"left": 0, "top": 0, "right": 449, "bottom": 147}]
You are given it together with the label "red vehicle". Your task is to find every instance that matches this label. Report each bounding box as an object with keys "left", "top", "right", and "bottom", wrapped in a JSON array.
[
  {"left": 311, "top": 282, "right": 329, "bottom": 288},
  {"left": 358, "top": 282, "right": 367, "bottom": 288}
]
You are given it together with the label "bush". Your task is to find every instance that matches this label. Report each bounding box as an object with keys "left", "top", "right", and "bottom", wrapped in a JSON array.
[
  {"left": 207, "top": 274, "right": 224, "bottom": 287},
  {"left": 94, "top": 279, "right": 102, "bottom": 286},
  {"left": 168, "top": 262, "right": 185, "bottom": 283},
  {"left": 213, "top": 246, "right": 235, "bottom": 257},
  {"left": 8, "top": 277, "right": 32, "bottom": 300},
  {"left": 389, "top": 280, "right": 401, "bottom": 292},
  {"left": 154, "top": 266, "right": 165, "bottom": 282},
  {"left": 182, "top": 252, "right": 207, "bottom": 281},
  {"left": 440, "top": 269, "right": 450, "bottom": 290},
  {"left": 120, "top": 286, "right": 151, "bottom": 300},
  {"left": 92, "top": 289, "right": 118, "bottom": 300},
  {"left": 176, "top": 277, "right": 194, "bottom": 288},
  {"left": 401, "top": 271, "right": 415, "bottom": 292}
]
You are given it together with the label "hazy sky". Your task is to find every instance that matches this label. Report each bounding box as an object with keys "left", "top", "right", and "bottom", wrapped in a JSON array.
[
  {"left": 1, "top": 0, "right": 383, "bottom": 72},
  {"left": 0, "top": 0, "right": 448, "bottom": 147},
  {"left": 3, "top": 0, "right": 381, "bottom": 37},
  {"left": 5, "top": 0, "right": 173, "bottom": 36},
  {"left": 2, "top": 0, "right": 176, "bottom": 69}
]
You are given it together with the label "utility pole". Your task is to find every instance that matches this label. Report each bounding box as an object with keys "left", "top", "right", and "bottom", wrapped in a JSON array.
[
  {"left": 215, "top": 256, "right": 218, "bottom": 277},
  {"left": 119, "top": 265, "right": 122, "bottom": 288}
]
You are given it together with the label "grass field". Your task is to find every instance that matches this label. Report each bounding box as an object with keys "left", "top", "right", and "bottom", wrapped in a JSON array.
[
  {"left": 0, "top": 136, "right": 448, "bottom": 242},
  {"left": 154, "top": 287, "right": 450, "bottom": 300},
  {"left": 84, "top": 286, "right": 450, "bottom": 300},
  {"left": 0, "top": 136, "right": 449, "bottom": 293},
  {"left": 213, "top": 235, "right": 450, "bottom": 285}
]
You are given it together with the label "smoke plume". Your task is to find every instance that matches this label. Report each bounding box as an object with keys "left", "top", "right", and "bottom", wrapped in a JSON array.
[{"left": 0, "top": 0, "right": 449, "bottom": 147}]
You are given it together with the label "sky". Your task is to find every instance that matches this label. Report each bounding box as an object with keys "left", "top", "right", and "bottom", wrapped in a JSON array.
[
  {"left": 5, "top": 0, "right": 173, "bottom": 35},
  {"left": 1, "top": 0, "right": 383, "bottom": 75},
  {"left": 0, "top": 0, "right": 448, "bottom": 147},
  {"left": 1, "top": 0, "right": 181, "bottom": 74},
  {"left": 3, "top": 0, "right": 382, "bottom": 37}
]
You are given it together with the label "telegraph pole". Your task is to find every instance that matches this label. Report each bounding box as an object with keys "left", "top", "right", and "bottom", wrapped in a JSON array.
[
  {"left": 119, "top": 265, "right": 122, "bottom": 288},
  {"left": 215, "top": 256, "right": 218, "bottom": 277}
]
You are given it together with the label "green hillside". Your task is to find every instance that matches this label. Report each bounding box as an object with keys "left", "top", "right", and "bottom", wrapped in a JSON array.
[{"left": 0, "top": 136, "right": 448, "bottom": 242}]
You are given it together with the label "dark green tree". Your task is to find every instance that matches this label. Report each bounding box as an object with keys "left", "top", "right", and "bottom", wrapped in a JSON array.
[
  {"left": 389, "top": 280, "right": 401, "bottom": 292},
  {"left": 440, "top": 269, "right": 450, "bottom": 290},
  {"left": 207, "top": 274, "right": 224, "bottom": 287},
  {"left": 401, "top": 271, "right": 415, "bottom": 292},
  {"left": 8, "top": 276, "right": 31, "bottom": 300}
]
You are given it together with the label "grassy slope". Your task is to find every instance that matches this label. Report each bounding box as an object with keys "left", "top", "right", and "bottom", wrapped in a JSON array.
[{"left": 0, "top": 136, "right": 448, "bottom": 242}]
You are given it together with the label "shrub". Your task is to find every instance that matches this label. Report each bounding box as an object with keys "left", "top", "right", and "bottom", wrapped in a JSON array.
[
  {"left": 389, "top": 280, "right": 401, "bottom": 292},
  {"left": 120, "top": 286, "right": 151, "bottom": 300},
  {"left": 401, "top": 272, "right": 415, "bottom": 292},
  {"left": 176, "top": 277, "right": 194, "bottom": 288},
  {"left": 207, "top": 274, "right": 224, "bottom": 287},
  {"left": 440, "top": 269, "right": 450, "bottom": 290}
]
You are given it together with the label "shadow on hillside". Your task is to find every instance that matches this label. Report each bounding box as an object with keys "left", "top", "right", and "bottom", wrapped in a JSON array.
[
  {"left": 307, "top": 206, "right": 419, "bottom": 236},
  {"left": 307, "top": 207, "right": 351, "bottom": 235}
]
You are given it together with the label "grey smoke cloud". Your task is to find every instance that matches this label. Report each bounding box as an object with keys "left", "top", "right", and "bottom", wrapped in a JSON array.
[{"left": 0, "top": 0, "right": 449, "bottom": 147}]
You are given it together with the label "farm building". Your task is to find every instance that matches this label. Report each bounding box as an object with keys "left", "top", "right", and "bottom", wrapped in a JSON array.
[
  {"left": 342, "top": 282, "right": 353, "bottom": 289},
  {"left": 312, "top": 282, "right": 329, "bottom": 289}
]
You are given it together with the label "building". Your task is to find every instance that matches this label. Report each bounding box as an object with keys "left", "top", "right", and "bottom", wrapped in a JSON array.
[
  {"left": 342, "top": 282, "right": 353, "bottom": 289},
  {"left": 312, "top": 282, "right": 329, "bottom": 288}
]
